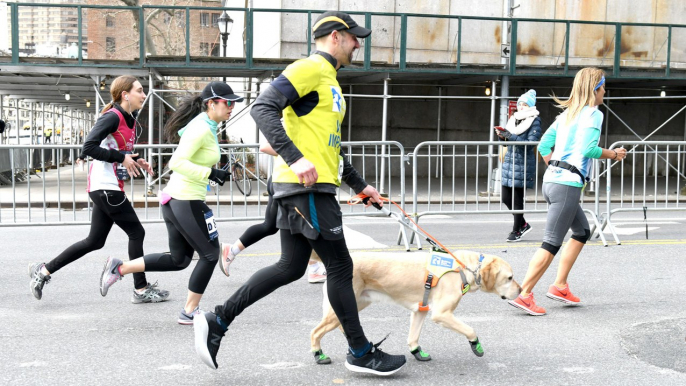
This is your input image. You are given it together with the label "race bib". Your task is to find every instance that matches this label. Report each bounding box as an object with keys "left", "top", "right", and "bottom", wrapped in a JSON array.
[
  {"left": 204, "top": 210, "right": 219, "bottom": 241},
  {"left": 116, "top": 151, "right": 132, "bottom": 181}
]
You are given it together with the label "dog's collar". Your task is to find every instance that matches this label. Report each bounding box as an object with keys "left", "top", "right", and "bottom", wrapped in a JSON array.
[{"left": 462, "top": 254, "right": 485, "bottom": 290}]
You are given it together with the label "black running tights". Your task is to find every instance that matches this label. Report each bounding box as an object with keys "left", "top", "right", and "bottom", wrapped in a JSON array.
[
  {"left": 142, "top": 199, "right": 219, "bottom": 294},
  {"left": 215, "top": 230, "right": 369, "bottom": 350},
  {"left": 45, "top": 190, "right": 148, "bottom": 290},
  {"left": 501, "top": 185, "right": 526, "bottom": 231},
  {"left": 238, "top": 184, "right": 278, "bottom": 248}
]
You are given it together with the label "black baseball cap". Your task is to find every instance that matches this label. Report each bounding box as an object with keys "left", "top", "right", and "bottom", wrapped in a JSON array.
[
  {"left": 313, "top": 11, "right": 372, "bottom": 39},
  {"left": 201, "top": 82, "right": 244, "bottom": 102}
]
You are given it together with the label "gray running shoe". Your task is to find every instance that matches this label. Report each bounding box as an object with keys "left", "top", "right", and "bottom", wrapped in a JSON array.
[
  {"left": 131, "top": 281, "right": 170, "bottom": 304},
  {"left": 28, "top": 262, "right": 51, "bottom": 300},
  {"left": 99, "top": 257, "right": 123, "bottom": 297},
  {"left": 178, "top": 306, "right": 201, "bottom": 325}
]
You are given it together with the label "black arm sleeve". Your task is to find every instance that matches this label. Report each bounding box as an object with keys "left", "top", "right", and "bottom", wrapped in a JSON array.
[
  {"left": 81, "top": 113, "right": 126, "bottom": 163},
  {"left": 340, "top": 148, "right": 368, "bottom": 194},
  {"left": 250, "top": 81, "right": 304, "bottom": 165}
]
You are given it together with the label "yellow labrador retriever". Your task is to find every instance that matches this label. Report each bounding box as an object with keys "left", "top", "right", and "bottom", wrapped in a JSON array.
[{"left": 310, "top": 250, "right": 521, "bottom": 363}]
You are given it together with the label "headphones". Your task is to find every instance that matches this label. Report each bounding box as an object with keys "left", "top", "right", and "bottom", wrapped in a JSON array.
[
  {"left": 125, "top": 95, "right": 129, "bottom": 101},
  {"left": 211, "top": 102, "right": 216, "bottom": 111}
]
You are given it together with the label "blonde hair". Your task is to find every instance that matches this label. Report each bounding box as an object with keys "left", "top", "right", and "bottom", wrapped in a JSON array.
[{"left": 552, "top": 67, "right": 605, "bottom": 126}]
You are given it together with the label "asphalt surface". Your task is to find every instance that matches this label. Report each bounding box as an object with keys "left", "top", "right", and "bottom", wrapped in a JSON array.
[{"left": 2, "top": 209, "right": 685, "bottom": 385}]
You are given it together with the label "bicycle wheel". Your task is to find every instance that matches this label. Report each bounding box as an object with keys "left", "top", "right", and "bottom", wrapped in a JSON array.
[{"left": 232, "top": 165, "right": 252, "bottom": 196}]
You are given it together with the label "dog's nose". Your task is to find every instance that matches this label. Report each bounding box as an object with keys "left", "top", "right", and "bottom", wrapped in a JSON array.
[{"left": 501, "top": 296, "right": 506, "bottom": 299}]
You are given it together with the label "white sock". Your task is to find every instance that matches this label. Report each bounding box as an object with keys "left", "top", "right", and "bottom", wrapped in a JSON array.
[
  {"left": 40, "top": 266, "right": 50, "bottom": 276},
  {"left": 230, "top": 243, "right": 241, "bottom": 258}
]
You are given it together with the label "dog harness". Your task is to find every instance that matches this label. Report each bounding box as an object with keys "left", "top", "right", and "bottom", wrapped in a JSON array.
[{"left": 418, "top": 251, "right": 485, "bottom": 312}]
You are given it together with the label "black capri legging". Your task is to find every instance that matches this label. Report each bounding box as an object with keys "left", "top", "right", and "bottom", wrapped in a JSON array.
[
  {"left": 45, "top": 190, "right": 148, "bottom": 290},
  {"left": 142, "top": 199, "right": 220, "bottom": 294},
  {"left": 239, "top": 178, "right": 278, "bottom": 247}
]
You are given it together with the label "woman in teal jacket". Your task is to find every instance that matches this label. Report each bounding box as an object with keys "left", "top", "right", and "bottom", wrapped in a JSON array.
[{"left": 508, "top": 68, "right": 627, "bottom": 316}]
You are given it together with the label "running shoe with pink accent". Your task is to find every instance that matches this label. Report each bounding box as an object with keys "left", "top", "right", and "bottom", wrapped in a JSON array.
[
  {"left": 508, "top": 292, "right": 546, "bottom": 316},
  {"left": 308, "top": 264, "right": 327, "bottom": 284},
  {"left": 100, "top": 257, "right": 123, "bottom": 296},
  {"left": 546, "top": 284, "right": 580, "bottom": 305},
  {"left": 218, "top": 242, "right": 235, "bottom": 277}
]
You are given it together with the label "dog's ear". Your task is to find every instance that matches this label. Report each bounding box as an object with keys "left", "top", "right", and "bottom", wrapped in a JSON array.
[{"left": 480, "top": 259, "right": 500, "bottom": 291}]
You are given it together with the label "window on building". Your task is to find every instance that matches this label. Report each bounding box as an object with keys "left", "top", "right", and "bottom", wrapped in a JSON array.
[
  {"left": 200, "top": 12, "right": 209, "bottom": 27},
  {"left": 106, "top": 37, "right": 116, "bottom": 54},
  {"left": 200, "top": 42, "right": 209, "bottom": 56},
  {"left": 163, "top": 12, "right": 171, "bottom": 25},
  {"left": 106, "top": 14, "right": 114, "bottom": 28},
  {"left": 211, "top": 44, "right": 220, "bottom": 57},
  {"left": 211, "top": 13, "right": 220, "bottom": 27},
  {"left": 175, "top": 11, "right": 185, "bottom": 27}
]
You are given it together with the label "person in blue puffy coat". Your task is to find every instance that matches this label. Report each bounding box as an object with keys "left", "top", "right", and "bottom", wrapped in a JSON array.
[{"left": 495, "top": 89, "right": 542, "bottom": 242}]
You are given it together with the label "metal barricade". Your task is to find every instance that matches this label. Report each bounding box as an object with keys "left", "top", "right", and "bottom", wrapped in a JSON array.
[
  {"left": 0, "top": 142, "right": 407, "bottom": 232},
  {"left": 410, "top": 141, "right": 607, "bottom": 247},
  {"left": 598, "top": 141, "right": 686, "bottom": 244}
]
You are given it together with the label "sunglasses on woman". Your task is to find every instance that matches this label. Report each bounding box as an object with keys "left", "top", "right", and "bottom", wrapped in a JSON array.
[{"left": 213, "top": 99, "right": 233, "bottom": 107}]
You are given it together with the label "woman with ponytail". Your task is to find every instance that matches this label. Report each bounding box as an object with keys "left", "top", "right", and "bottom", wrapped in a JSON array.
[
  {"left": 508, "top": 68, "right": 627, "bottom": 316},
  {"left": 28, "top": 76, "right": 169, "bottom": 304},
  {"left": 100, "top": 81, "right": 244, "bottom": 325}
]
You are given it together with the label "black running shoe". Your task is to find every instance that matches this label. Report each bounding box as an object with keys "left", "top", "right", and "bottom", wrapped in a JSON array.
[
  {"left": 194, "top": 311, "right": 225, "bottom": 370},
  {"left": 519, "top": 222, "right": 532, "bottom": 238},
  {"left": 506, "top": 230, "right": 522, "bottom": 242},
  {"left": 345, "top": 338, "right": 406, "bottom": 376}
]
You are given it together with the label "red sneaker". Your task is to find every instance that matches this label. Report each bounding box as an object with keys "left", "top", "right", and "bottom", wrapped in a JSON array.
[
  {"left": 546, "top": 284, "right": 580, "bottom": 305},
  {"left": 508, "top": 293, "right": 546, "bottom": 316}
]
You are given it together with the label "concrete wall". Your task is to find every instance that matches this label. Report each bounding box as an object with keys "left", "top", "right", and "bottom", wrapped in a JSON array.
[{"left": 276, "top": 0, "right": 686, "bottom": 68}]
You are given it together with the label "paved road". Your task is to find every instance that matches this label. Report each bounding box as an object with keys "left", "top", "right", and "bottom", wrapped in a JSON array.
[{"left": 2, "top": 210, "right": 685, "bottom": 385}]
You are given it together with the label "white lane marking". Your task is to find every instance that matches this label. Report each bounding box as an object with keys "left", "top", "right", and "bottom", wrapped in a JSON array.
[
  {"left": 158, "top": 364, "right": 192, "bottom": 371},
  {"left": 260, "top": 362, "right": 305, "bottom": 370},
  {"left": 342, "top": 225, "right": 388, "bottom": 249},
  {"left": 605, "top": 226, "right": 660, "bottom": 235},
  {"left": 563, "top": 367, "right": 594, "bottom": 374},
  {"left": 19, "top": 361, "right": 47, "bottom": 367}
]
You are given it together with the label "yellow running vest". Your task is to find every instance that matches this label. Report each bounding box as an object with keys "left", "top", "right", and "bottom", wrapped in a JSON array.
[{"left": 272, "top": 54, "right": 345, "bottom": 186}]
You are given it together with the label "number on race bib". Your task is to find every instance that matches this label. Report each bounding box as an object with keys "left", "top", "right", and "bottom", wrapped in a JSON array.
[{"left": 204, "top": 210, "right": 219, "bottom": 241}]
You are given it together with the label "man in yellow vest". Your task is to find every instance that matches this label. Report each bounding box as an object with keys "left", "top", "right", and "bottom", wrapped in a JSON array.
[
  {"left": 44, "top": 127, "right": 53, "bottom": 143},
  {"left": 194, "top": 11, "right": 406, "bottom": 376}
]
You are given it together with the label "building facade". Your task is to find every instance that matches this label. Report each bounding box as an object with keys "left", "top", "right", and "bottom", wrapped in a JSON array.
[{"left": 87, "top": 0, "right": 223, "bottom": 61}]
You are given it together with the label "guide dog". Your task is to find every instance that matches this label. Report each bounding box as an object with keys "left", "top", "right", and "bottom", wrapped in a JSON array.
[{"left": 309, "top": 250, "right": 521, "bottom": 363}]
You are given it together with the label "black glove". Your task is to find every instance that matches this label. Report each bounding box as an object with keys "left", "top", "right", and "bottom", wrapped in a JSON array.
[{"left": 209, "top": 168, "right": 231, "bottom": 186}]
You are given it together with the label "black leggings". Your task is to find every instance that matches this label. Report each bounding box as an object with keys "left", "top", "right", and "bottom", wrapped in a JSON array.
[
  {"left": 215, "top": 230, "right": 368, "bottom": 350},
  {"left": 239, "top": 180, "right": 278, "bottom": 247},
  {"left": 45, "top": 190, "right": 148, "bottom": 290},
  {"left": 501, "top": 185, "right": 526, "bottom": 231},
  {"left": 142, "top": 199, "right": 219, "bottom": 294}
]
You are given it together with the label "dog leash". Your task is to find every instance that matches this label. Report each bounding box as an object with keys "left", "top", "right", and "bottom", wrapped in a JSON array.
[{"left": 348, "top": 193, "right": 466, "bottom": 269}]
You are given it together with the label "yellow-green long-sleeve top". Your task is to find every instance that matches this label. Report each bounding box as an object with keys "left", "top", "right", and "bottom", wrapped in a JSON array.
[{"left": 163, "top": 112, "right": 220, "bottom": 201}]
